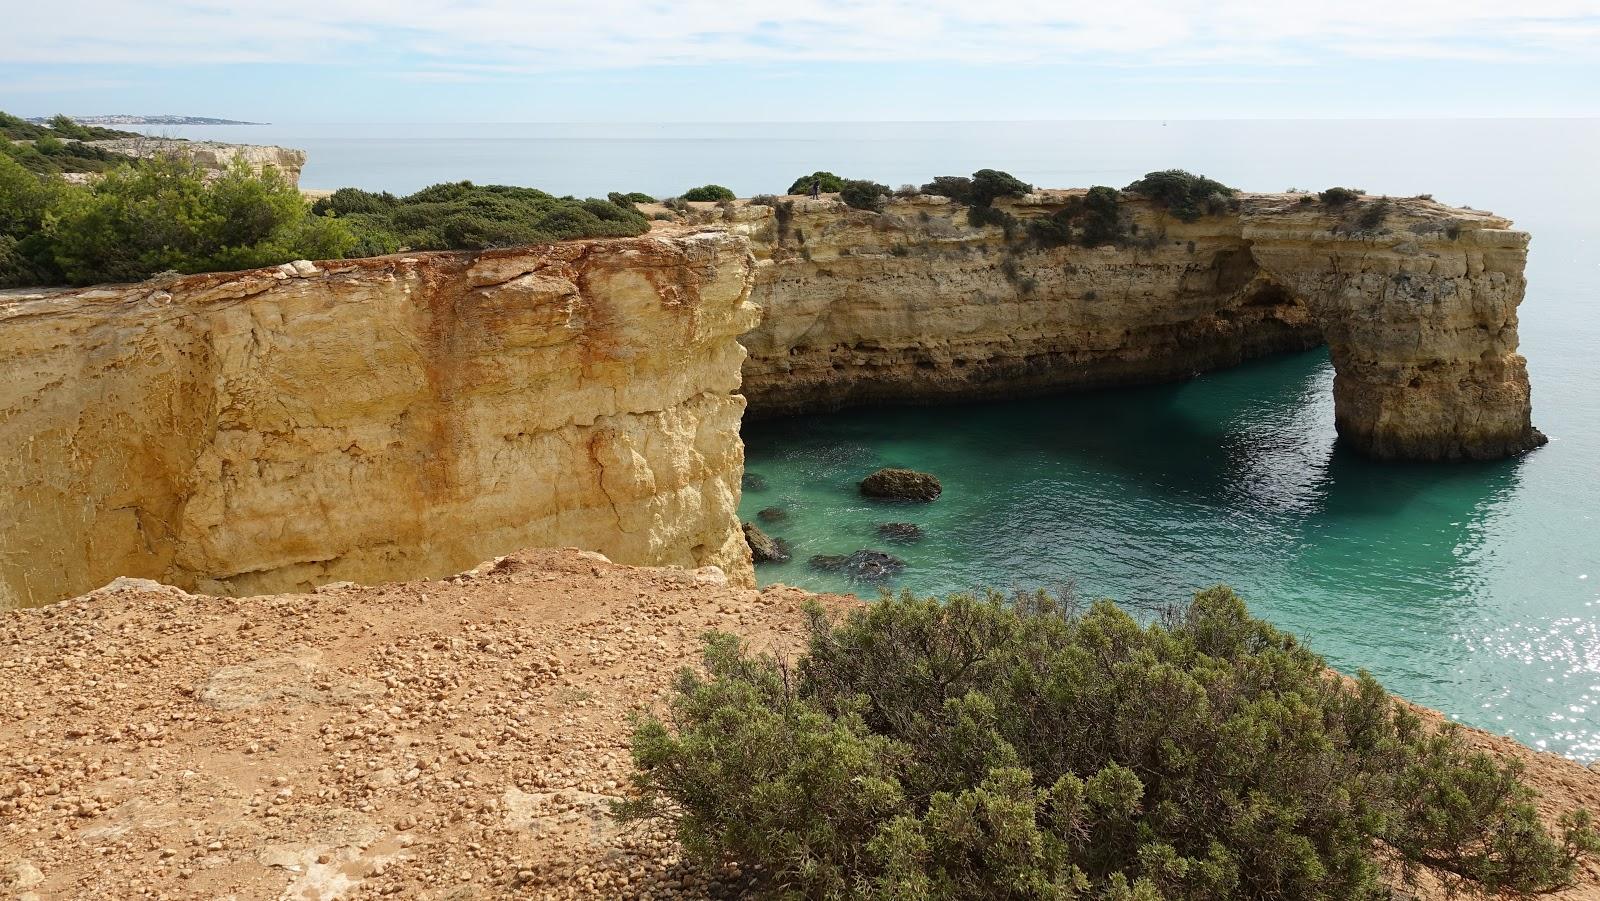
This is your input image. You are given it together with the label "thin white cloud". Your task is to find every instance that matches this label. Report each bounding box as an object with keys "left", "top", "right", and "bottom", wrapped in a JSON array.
[{"left": 3, "top": 0, "right": 1597, "bottom": 70}]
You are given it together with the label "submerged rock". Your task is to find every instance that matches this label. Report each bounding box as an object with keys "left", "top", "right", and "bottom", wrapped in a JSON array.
[
  {"left": 860, "top": 468, "right": 942, "bottom": 502},
  {"left": 757, "top": 506, "right": 788, "bottom": 523},
  {"left": 742, "top": 471, "right": 769, "bottom": 492},
  {"left": 742, "top": 522, "right": 789, "bottom": 564},
  {"left": 807, "top": 549, "right": 905, "bottom": 581},
  {"left": 877, "top": 522, "right": 924, "bottom": 542}
]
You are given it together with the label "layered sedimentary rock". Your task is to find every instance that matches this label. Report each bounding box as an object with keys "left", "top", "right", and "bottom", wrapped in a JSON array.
[
  {"left": 734, "top": 191, "right": 1539, "bottom": 460},
  {"left": 87, "top": 138, "right": 308, "bottom": 187},
  {"left": 0, "top": 231, "right": 757, "bottom": 608}
]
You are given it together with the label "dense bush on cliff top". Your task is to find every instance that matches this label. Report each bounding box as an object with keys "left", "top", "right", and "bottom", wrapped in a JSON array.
[
  {"left": 0, "top": 152, "right": 352, "bottom": 287},
  {"left": 921, "top": 168, "right": 1033, "bottom": 207},
  {"left": 788, "top": 171, "right": 848, "bottom": 195},
  {"left": 311, "top": 181, "right": 648, "bottom": 256},
  {"left": 0, "top": 152, "right": 651, "bottom": 286},
  {"left": 839, "top": 178, "right": 893, "bottom": 212},
  {"left": 1028, "top": 185, "right": 1127, "bottom": 249},
  {"left": 1123, "top": 169, "right": 1238, "bottom": 222},
  {"left": 621, "top": 587, "right": 1597, "bottom": 900},
  {"left": 681, "top": 183, "right": 737, "bottom": 202}
]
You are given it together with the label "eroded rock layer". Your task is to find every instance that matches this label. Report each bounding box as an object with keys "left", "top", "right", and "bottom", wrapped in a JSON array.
[
  {"left": 734, "top": 192, "right": 1539, "bottom": 460},
  {"left": 0, "top": 231, "right": 758, "bottom": 608}
]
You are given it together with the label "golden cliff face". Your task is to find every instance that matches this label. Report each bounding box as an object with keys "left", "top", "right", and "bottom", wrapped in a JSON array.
[
  {"left": 735, "top": 191, "right": 1538, "bottom": 461},
  {"left": 0, "top": 231, "right": 758, "bottom": 608}
]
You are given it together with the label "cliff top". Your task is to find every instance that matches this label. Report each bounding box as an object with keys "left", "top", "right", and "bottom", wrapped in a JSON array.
[
  {"left": 1, "top": 548, "right": 1596, "bottom": 899},
  {"left": 0, "top": 548, "right": 843, "bottom": 898}
]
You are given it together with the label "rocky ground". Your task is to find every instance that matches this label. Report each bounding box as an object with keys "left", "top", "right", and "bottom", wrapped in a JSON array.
[{"left": 3, "top": 548, "right": 1599, "bottom": 900}]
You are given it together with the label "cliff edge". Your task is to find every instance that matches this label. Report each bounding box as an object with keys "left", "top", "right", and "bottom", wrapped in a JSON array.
[{"left": 0, "top": 232, "right": 758, "bottom": 608}]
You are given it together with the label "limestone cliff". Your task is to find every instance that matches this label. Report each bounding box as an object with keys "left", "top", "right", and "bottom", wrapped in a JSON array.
[
  {"left": 733, "top": 191, "right": 1539, "bottom": 461},
  {"left": 86, "top": 138, "right": 307, "bottom": 187},
  {"left": 0, "top": 231, "right": 758, "bottom": 608}
]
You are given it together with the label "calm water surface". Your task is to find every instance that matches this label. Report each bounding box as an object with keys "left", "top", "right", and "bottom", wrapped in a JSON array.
[{"left": 148, "top": 119, "right": 1600, "bottom": 759}]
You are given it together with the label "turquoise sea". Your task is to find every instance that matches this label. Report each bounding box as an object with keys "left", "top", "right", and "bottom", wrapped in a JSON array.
[{"left": 149, "top": 119, "right": 1600, "bottom": 759}]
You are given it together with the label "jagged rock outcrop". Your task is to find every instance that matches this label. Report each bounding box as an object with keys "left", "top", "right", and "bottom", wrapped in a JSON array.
[
  {"left": 733, "top": 191, "right": 1539, "bottom": 461},
  {"left": 0, "top": 230, "right": 758, "bottom": 608},
  {"left": 86, "top": 138, "right": 308, "bottom": 187}
]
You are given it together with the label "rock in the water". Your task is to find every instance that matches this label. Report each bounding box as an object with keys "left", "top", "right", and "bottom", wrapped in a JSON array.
[
  {"left": 860, "top": 468, "right": 942, "bottom": 501},
  {"left": 877, "top": 522, "right": 924, "bottom": 542},
  {"left": 742, "top": 522, "right": 788, "bottom": 564},
  {"left": 757, "top": 506, "right": 787, "bottom": 523},
  {"left": 742, "top": 471, "right": 769, "bottom": 492},
  {"left": 808, "top": 549, "right": 905, "bottom": 581}
]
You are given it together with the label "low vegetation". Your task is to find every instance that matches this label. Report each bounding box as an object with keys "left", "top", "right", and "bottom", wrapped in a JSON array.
[
  {"left": 1, "top": 149, "right": 653, "bottom": 287},
  {"left": 838, "top": 178, "right": 892, "bottom": 212},
  {"left": 1, "top": 112, "right": 147, "bottom": 176},
  {"left": 1123, "top": 169, "right": 1238, "bottom": 222},
  {"left": 1028, "top": 185, "right": 1128, "bottom": 248},
  {"left": 1319, "top": 186, "right": 1364, "bottom": 205},
  {"left": 681, "top": 184, "right": 736, "bottom": 202},
  {"left": 921, "top": 168, "right": 1032, "bottom": 208},
  {"left": 607, "top": 191, "right": 656, "bottom": 207},
  {"left": 622, "top": 587, "right": 1597, "bottom": 900},
  {"left": 0, "top": 111, "right": 139, "bottom": 143},
  {"left": 788, "top": 171, "right": 847, "bottom": 195},
  {"left": 1, "top": 153, "right": 351, "bottom": 287},
  {"left": 310, "top": 181, "right": 649, "bottom": 256}
]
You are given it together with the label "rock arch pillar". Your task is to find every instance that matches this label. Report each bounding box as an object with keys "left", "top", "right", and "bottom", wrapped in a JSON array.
[{"left": 1247, "top": 218, "right": 1543, "bottom": 460}]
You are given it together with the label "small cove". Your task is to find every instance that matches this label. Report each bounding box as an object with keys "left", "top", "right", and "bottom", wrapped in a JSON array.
[{"left": 740, "top": 348, "right": 1600, "bottom": 761}]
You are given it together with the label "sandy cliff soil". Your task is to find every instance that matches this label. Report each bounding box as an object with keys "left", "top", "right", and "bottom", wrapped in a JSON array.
[{"left": 3, "top": 549, "right": 1598, "bottom": 900}]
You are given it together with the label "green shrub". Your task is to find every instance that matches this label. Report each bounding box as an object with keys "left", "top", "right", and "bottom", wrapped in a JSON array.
[
  {"left": 970, "top": 168, "right": 1032, "bottom": 206},
  {"left": 1124, "top": 170, "right": 1238, "bottom": 222},
  {"left": 1029, "top": 186, "right": 1126, "bottom": 249},
  {"left": 788, "top": 171, "right": 847, "bottom": 195},
  {"left": 922, "top": 170, "right": 1031, "bottom": 208},
  {"left": 838, "top": 179, "right": 891, "bottom": 212},
  {"left": 1, "top": 134, "right": 127, "bottom": 175},
  {"left": 1319, "top": 186, "right": 1364, "bottom": 206},
  {"left": 41, "top": 156, "right": 354, "bottom": 285},
  {"left": 311, "top": 187, "right": 398, "bottom": 216},
  {"left": 622, "top": 588, "right": 1597, "bottom": 900},
  {"left": 317, "top": 181, "right": 649, "bottom": 252},
  {"left": 681, "top": 184, "right": 736, "bottom": 202},
  {"left": 967, "top": 204, "right": 1017, "bottom": 234},
  {"left": 605, "top": 191, "right": 657, "bottom": 208},
  {"left": 920, "top": 175, "right": 976, "bottom": 204},
  {"left": 0, "top": 111, "right": 140, "bottom": 143}
]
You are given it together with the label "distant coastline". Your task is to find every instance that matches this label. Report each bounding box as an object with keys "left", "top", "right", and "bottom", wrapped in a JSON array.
[{"left": 25, "top": 114, "right": 265, "bottom": 126}]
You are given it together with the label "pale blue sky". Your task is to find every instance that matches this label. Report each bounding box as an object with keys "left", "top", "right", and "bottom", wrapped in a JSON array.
[{"left": 3, "top": 1, "right": 1598, "bottom": 121}]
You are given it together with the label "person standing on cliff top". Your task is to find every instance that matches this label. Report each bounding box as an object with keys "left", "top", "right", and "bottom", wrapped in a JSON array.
[{"left": 809, "top": 177, "right": 821, "bottom": 199}]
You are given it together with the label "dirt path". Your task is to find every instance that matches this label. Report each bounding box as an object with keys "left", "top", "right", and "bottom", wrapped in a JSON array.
[{"left": 3, "top": 548, "right": 1598, "bottom": 899}]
